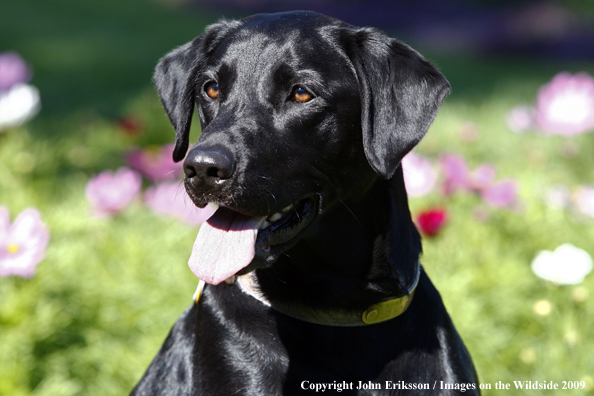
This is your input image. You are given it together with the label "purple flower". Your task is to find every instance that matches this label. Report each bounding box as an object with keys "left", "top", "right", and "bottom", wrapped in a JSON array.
[
  {"left": 0, "top": 206, "right": 49, "bottom": 278},
  {"left": 0, "top": 52, "right": 31, "bottom": 92},
  {"left": 440, "top": 154, "right": 518, "bottom": 209},
  {"left": 469, "top": 164, "right": 496, "bottom": 190},
  {"left": 144, "top": 182, "right": 217, "bottom": 225},
  {"left": 574, "top": 186, "right": 594, "bottom": 219},
  {"left": 440, "top": 154, "right": 471, "bottom": 195},
  {"left": 480, "top": 179, "right": 518, "bottom": 208},
  {"left": 402, "top": 152, "right": 437, "bottom": 197},
  {"left": 85, "top": 167, "right": 142, "bottom": 217},
  {"left": 535, "top": 72, "right": 594, "bottom": 135},
  {"left": 126, "top": 144, "right": 181, "bottom": 182}
]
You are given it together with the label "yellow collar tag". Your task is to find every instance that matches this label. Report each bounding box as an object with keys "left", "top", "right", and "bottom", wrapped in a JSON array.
[{"left": 362, "top": 288, "right": 416, "bottom": 324}]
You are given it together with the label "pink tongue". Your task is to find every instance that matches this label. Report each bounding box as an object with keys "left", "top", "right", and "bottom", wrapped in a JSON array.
[{"left": 188, "top": 207, "right": 266, "bottom": 285}]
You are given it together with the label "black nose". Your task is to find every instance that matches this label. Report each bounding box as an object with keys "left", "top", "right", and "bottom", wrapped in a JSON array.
[{"left": 183, "top": 146, "right": 235, "bottom": 193}]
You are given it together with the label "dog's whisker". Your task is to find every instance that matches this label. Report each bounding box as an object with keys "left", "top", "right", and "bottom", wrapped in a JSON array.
[
  {"left": 339, "top": 198, "right": 366, "bottom": 230},
  {"left": 269, "top": 192, "right": 278, "bottom": 206}
]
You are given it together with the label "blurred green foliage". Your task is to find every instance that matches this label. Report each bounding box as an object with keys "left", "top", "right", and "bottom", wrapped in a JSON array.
[{"left": 1, "top": 0, "right": 593, "bottom": 395}]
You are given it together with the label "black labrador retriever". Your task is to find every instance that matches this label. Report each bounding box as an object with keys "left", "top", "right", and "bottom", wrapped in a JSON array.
[{"left": 132, "top": 11, "right": 479, "bottom": 395}]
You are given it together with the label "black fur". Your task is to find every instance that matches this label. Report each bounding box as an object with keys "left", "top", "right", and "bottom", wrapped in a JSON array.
[{"left": 133, "top": 11, "right": 479, "bottom": 395}]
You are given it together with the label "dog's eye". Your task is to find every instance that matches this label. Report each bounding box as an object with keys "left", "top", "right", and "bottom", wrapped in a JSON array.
[
  {"left": 293, "top": 87, "right": 312, "bottom": 103},
  {"left": 205, "top": 82, "right": 219, "bottom": 99}
]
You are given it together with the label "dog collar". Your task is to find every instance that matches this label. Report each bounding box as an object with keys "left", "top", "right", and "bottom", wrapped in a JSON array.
[{"left": 193, "top": 264, "right": 420, "bottom": 327}]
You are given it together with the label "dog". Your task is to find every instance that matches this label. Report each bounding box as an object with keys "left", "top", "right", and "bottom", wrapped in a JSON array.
[{"left": 132, "top": 11, "right": 479, "bottom": 395}]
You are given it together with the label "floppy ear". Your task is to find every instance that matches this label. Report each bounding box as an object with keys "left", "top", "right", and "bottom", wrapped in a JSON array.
[
  {"left": 154, "top": 39, "right": 202, "bottom": 162},
  {"left": 154, "top": 19, "right": 242, "bottom": 162},
  {"left": 350, "top": 28, "right": 451, "bottom": 179}
]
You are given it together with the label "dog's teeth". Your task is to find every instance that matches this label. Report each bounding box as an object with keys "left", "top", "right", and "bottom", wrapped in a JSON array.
[
  {"left": 261, "top": 220, "right": 270, "bottom": 229},
  {"left": 282, "top": 204, "right": 293, "bottom": 212},
  {"left": 269, "top": 213, "right": 282, "bottom": 222}
]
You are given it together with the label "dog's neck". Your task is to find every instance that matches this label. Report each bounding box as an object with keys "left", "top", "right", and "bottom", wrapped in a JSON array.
[
  {"left": 234, "top": 266, "right": 419, "bottom": 326},
  {"left": 252, "top": 167, "right": 422, "bottom": 320}
]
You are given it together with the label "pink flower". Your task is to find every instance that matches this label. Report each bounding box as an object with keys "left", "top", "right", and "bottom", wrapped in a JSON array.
[
  {"left": 469, "top": 164, "right": 496, "bottom": 190},
  {"left": 440, "top": 154, "right": 518, "bottom": 209},
  {"left": 480, "top": 179, "right": 518, "bottom": 208},
  {"left": 144, "top": 182, "right": 217, "bottom": 225},
  {"left": 417, "top": 209, "right": 448, "bottom": 237},
  {"left": 85, "top": 167, "right": 142, "bottom": 217},
  {"left": 574, "top": 186, "right": 594, "bottom": 218},
  {"left": 0, "top": 207, "right": 49, "bottom": 278},
  {"left": 0, "top": 52, "right": 31, "bottom": 92},
  {"left": 126, "top": 144, "right": 181, "bottom": 182},
  {"left": 535, "top": 72, "right": 594, "bottom": 135},
  {"left": 506, "top": 105, "right": 536, "bottom": 133},
  {"left": 440, "top": 155, "right": 496, "bottom": 193},
  {"left": 440, "top": 154, "right": 471, "bottom": 195},
  {"left": 402, "top": 152, "right": 437, "bottom": 197}
]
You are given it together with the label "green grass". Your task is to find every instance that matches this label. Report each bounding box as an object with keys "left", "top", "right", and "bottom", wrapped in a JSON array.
[{"left": 1, "top": 1, "right": 594, "bottom": 394}]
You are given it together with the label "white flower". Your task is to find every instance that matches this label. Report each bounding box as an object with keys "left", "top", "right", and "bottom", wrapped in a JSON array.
[
  {"left": 535, "top": 72, "right": 594, "bottom": 135},
  {"left": 402, "top": 152, "right": 437, "bottom": 197},
  {"left": 0, "top": 83, "right": 40, "bottom": 131},
  {"left": 531, "top": 243, "right": 593, "bottom": 285}
]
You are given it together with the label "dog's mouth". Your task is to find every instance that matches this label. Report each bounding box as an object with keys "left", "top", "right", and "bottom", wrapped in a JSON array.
[{"left": 188, "top": 196, "right": 318, "bottom": 285}]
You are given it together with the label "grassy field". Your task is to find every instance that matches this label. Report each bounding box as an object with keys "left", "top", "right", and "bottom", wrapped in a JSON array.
[{"left": 1, "top": 1, "right": 593, "bottom": 395}]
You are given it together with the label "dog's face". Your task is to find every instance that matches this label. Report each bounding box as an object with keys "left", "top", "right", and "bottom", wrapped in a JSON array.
[
  {"left": 191, "top": 14, "right": 369, "bottom": 210},
  {"left": 154, "top": 11, "right": 450, "bottom": 284}
]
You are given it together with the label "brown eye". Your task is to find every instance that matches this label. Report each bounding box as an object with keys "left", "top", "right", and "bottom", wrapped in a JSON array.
[
  {"left": 205, "top": 82, "right": 219, "bottom": 99},
  {"left": 294, "top": 87, "right": 312, "bottom": 103}
]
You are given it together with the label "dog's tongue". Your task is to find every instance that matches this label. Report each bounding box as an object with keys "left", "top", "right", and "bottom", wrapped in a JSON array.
[{"left": 188, "top": 206, "right": 266, "bottom": 285}]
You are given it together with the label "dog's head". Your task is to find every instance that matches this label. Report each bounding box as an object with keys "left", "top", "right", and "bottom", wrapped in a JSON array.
[{"left": 154, "top": 11, "right": 450, "bottom": 285}]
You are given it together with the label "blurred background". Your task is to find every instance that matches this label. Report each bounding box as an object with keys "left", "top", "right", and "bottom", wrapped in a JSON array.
[{"left": 1, "top": 0, "right": 593, "bottom": 394}]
